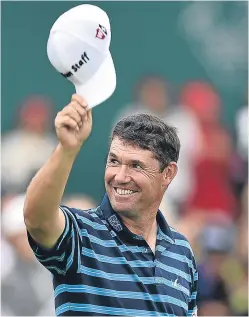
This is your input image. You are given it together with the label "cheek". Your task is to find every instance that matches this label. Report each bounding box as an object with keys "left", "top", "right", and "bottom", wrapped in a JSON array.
[
  {"left": 134, "top": 174, "right": 153, "bottom": 192},
  {"left": 148, "top": 175, "right": 163, "bottom": 192},
  {"left": 104, "top": 167, "right": 114, "bottom": 183}
]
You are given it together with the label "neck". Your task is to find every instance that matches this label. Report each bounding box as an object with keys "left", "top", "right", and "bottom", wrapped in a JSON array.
[{"left": 119, "top": 213, "right": 158, "bottom": 252}]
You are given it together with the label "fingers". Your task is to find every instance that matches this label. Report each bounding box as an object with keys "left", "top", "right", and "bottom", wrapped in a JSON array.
[
  {"left": 71, "top": 94, "right": 87, "bottom": 108},
  {"left": 63, "top": 105, "right": 82, "bottom": 125},
  {"left": 71, "top": 94, "right": 93, "bottom": 125},
  {"left": 71, "top": 102, "right": 86, "bottom": 118},
  {"left": 55, "top": 94, "right": 91, "bottom": 132},
  {"left": 71, "top": 94, "right": 90, "bottom": 123},
  {"left": 56, "top": 114, "right": 80, "bottom": 132}
]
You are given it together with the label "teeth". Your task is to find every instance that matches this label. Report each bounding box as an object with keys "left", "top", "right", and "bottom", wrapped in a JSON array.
[{"left": 116, "top": 188, "right": 135, "bottom": 195}]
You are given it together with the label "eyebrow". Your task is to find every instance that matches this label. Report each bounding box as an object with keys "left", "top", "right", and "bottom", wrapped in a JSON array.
[
  {"left": 108, "top": 152, "right": 146, "bottom": 168},
  {"left": 108, "top": 152, "right": 118, "bottom": 159}
]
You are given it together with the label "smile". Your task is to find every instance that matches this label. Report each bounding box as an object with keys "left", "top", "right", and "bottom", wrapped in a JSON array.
[{"left": 114, "top": 188, "right": 137, "bottom": 196}]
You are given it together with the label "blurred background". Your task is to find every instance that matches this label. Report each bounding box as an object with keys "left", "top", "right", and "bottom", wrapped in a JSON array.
[{"left": 1, "top": 1, "right": 248, "bottom": 316}]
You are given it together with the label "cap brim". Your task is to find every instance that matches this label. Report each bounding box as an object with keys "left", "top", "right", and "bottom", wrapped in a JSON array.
[{"left": 75, "top": 52, "right": 116, "bottom": 109}]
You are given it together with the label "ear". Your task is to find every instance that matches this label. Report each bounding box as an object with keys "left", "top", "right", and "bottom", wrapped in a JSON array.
[{"left": 161, "top": 162, "right": 178, "bottom": 187}]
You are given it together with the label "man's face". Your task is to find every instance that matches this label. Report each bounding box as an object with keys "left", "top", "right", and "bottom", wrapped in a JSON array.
[{"left": 105, "top": 137, "right": 176, "bottom": 217}]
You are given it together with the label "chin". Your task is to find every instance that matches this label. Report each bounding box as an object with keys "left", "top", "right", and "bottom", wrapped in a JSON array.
[{"left": 109, "top": 197, "right": 127, "bottom": 212}]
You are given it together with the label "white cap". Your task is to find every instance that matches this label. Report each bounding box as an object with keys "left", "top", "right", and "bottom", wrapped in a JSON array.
[{"left": 47, "top": 4, "right": 116, "bottom": 109}]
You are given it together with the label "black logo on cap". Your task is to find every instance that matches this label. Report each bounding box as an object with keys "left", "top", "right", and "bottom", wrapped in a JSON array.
[{"left": 61, "top": 52, "right": 90, "bottom": 78}]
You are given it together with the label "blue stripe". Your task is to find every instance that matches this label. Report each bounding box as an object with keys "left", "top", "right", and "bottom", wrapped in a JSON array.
[
  {"left": 161, "top": 250, "right": 194, "bottom": 270},
  {"left": 54, "top": 284, "right": 188, "bottom": 310},
  {"left": 66, "top": 229, "right": 75, "bottom": 272},
  {"left": 80, "top": 230, "right": 146, "bottom": 253},
  {"left": 190, "top": 291, "right": 197, "bottom": 300},
  {"left": 174, "top": 239, "right": 192, "bottom": 249},
  {"left": 170, "top": 227, "right": 177, "bottom": 232},
  {"left": 79, "top": 264, "right": 146, "bottom": 282},
  {"left": 80, "top": 229, "right": 117, "bottom": 246},
  {"left": 158, "top": 227, "right": 174, "bottom": 244},
  {"left": 57, "top": 207, "right": 70, "bottom": 249},
  {"left": 62, "top": 208, "right": 84, "bottom": 242},
  {"left": 118, "top": 244, "right": 145, "bottom": 253},
  {"left": 82, "top": 247, "right": 155, "bottom": 267},
  {"left": 174, "top": 239, "right": 194, "bottom": 256},
  {"left": 187, "top": 307, "right": 197, "bottom": 316},
  {"left": 46, "top": 265, "right": 66, "bottom": 275},
  {"left": 155, "top": 261, "right": 191, "bottom": 283},
  {"left": 87, "top": 210, "right": 99, "bottom": 217},
  {"left": 75, "top": 213, "right": 108, "bottom": 230},
  {"left": 156, "top": 277, "right": 190, "bottom": 296},
  {"left": 56, "top": 302, "right": 178, "bottom": 316},
  {"left": 36, "top": 251, "right": 65, "bottom": 263}
]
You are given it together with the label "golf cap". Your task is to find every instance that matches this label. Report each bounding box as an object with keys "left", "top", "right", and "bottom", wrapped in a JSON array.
[{"left": 47, "top": 4, "right": 116, "bottom": 109}]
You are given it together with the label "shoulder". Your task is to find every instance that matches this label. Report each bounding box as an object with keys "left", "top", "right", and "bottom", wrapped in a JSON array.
[
  {"left": 169, "top": 226, "right": 196, "bottom": 261},
  {"left": 59, "top": 205, "right": 107, "bottom": 229}
]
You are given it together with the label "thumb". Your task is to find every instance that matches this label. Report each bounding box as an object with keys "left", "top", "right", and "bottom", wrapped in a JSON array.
[{"left": 87, "top": 109, "right": 92, "bottom": 122}]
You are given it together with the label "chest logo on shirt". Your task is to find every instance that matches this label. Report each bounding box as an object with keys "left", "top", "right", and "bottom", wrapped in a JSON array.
[
  {"left": 108, "top": 215, "right": 123, "bottom": 232},
  {"left": 171, "top": 278, "right": 183, "bottom": 291}
]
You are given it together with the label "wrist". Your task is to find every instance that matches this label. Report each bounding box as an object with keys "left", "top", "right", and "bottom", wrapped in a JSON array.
[{"left": 56, "top": 143, "right": 82, "bottom": 159}]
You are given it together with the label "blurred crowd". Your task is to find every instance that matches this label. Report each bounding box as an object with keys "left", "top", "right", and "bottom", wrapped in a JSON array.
[{"left": 1, "top": 77, "right": 248, "bottom": 316}]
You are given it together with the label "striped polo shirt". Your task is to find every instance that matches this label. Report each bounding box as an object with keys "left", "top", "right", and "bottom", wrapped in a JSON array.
[{"left": 27, "top": 194, "right": 198, "bottom": 316}]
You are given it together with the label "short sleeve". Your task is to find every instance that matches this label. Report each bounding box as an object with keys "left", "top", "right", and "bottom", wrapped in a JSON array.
[{"left": 27, "top": 206, "right": 81, "bottom": 276}]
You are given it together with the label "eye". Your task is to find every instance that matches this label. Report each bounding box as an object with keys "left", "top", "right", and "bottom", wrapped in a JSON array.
[
  {"left": 108, "top": 158, "right": 120, "bottom": 166},
  {"left": 132, "top": 163, "right": 142, "bottom": 170}
]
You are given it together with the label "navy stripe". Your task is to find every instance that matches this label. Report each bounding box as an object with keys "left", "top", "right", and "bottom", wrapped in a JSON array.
[{"left": 56, "top": 302, "right": 178, "bottom": 316}]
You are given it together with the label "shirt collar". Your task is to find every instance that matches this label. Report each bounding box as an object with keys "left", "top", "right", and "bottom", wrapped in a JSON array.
[{"left": 99, "top": 193, "right": 175, "bottom": 245}]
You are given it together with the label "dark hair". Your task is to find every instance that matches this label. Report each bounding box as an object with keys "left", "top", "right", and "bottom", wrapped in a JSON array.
[{"left": 111, "top": 114, "right": 180, "bottom": 171}]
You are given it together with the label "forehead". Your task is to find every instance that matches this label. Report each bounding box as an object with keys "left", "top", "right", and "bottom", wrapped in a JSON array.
[{"left": 109, "top": 137, "right": 155, "bottom": 162}]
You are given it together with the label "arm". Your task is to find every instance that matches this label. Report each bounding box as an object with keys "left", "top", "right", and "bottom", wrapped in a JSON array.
[
  {"left": 24, "top": 94, "right": 92, "bottom": 248},
  {"left": 24, "top": 144, "right": 77, "bottom": 248}
]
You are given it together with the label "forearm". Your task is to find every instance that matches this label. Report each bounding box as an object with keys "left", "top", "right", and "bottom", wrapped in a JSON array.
[{"left": 24, "top": 143, "right": 79, "bottom": 229}]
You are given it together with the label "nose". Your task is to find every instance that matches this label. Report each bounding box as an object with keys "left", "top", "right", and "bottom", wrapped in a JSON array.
[{"left": 114, "top": 165, "right": 131, "bottom": 184}]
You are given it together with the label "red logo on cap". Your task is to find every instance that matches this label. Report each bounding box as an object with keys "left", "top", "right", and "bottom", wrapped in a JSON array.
[{"left": 96, "top": 24, "right": 107, "bottom": 40}]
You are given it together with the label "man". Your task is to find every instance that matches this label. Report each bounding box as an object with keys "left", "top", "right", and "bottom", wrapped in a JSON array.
[{"left": 24, "top": 94, "right": 198, "bottom": 316}]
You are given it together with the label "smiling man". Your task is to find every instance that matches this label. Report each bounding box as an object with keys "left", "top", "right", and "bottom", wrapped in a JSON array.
[{"left": 24, "top": 94, "right": 198, "bottom": 316}]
